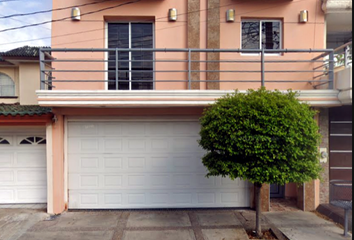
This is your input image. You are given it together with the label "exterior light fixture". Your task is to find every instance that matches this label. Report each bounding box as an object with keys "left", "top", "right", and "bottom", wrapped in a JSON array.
[
  {"left": 72, "top": 7, "right": 81, "bottom": 21},
  {"left": 299, "top": 10, "right": 308, "bottom": 23},
  {"left": 168, "top": 8, "right": 178, "bottom": 21},
  {"left": 226, "top": 9, "right": 235, "bottom": 22}
]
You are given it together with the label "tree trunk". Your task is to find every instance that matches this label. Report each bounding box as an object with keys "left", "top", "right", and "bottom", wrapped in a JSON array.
[{"left": 255, "top": 182, "right": 263, "bottom": 238}]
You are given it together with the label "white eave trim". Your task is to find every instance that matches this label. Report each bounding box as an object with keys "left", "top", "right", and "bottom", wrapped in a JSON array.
[
  {"left": 36, "top": 90, "right": 342, "bottom": 107},
  {"left": 322, "top": 0, "right": 352, "bottom": 13}
]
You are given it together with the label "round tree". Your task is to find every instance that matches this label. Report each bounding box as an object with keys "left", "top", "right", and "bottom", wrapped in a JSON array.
[{"left": 199, "top": 88, "right": 322, "bottom": 237}]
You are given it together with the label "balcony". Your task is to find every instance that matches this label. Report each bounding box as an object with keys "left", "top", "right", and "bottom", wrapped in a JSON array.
[
  {"left": 37, "top": 48, "right": 341, "bottom": 107},
  {"left": 333, "top": 42, "right": 352, "bottom": 105}
]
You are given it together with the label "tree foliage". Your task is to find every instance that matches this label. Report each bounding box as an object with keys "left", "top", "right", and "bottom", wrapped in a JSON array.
[{"left": 199, "top": 88, "right": 322, "bottom": 185}]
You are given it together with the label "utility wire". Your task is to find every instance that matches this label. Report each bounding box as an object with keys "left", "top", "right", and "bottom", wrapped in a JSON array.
[
  {"left": 0, "top": 0, "right": 248, "bottom": 47},
  {"left": 0, "top": 0, "right": 124, "bottom": 19},
  {"left": 0, "top": 0, "right": 141, "bottom": 33},
  {"left": 0, "top": 13, "right": 51, "bottom": 31},
  {"left": 0, "top": 0, "right": 21, "bottom": 2},
  {"left": 0, "top": 0, "right": 312, "bottom": 47},
  {"left": 51, "top": 0, "right": 312, "bottom": 47}
]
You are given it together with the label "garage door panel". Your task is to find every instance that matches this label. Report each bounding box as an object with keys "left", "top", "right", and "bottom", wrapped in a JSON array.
[
  {"left": 0, "top": 153, "right": 14, "bottom": 166},
  {"left": 0, "top": 171, "right": 15, "bottom": 183},
  {"left": 68, "top": 138, "right": 99, "bottom": 153},
  {"left": 68, "top": 121, "right": 249, "bottom": 209},
  {"left": 0, "top": 130, "right": 47, "bottom": 204},
  {"left": 68, "top": 189, "right": 249, "bottom": 209},
  {"left": 0, "top": 190, "right": 14, "bottom": 202},
  {"left": 172, "top": 122, "right": 200, "bottom": 136},
  {"left": 17, "top": 170, "right": 47, "bottom": 184},
  {"left": 69, "top": 173, "right": 246, "bottom": 191},
  {"left": 17, "top": 152, "right": 46, "bottom": 167},
  {"left": 173, "top": 138, "right": 203, "bottom": 152},
  {"left": 68, "top": 122, "right": 99, "bottom": 136},
  {"left": 69, "top": 154, "right": 207, "bottom": 173},
  {"left": 17, "top": 188, "right": 47, "bottom": 203}
]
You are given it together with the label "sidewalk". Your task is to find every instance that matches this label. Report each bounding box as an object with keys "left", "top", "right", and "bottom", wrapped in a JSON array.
[{"left": 265, "top": 211, "right": 352, "bottom": 240}]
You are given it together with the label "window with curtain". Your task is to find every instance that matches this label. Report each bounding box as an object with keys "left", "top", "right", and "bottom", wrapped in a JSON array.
[{"left": 0, "top": 73, "right": 15, "bottom": 97}]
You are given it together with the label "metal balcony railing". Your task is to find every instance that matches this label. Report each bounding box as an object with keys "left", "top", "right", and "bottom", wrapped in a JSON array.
[
  {"left": 39, "top": 48, "right": 335, "bottom": 91},
  {"left": 334, "top": 41, "right": 352, "bottom": 69}
]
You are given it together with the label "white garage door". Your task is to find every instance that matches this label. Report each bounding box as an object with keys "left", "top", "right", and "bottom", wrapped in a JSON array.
[
  {"left": 68, "top": 121, "right": 250, "bottom": 209},
  {"left": 0, "top": 128, "right": 47, "bottom": 204}
]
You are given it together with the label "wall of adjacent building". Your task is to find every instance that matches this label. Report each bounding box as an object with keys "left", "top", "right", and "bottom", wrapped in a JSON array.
[
  {"left": 19, "top": 63, "right": 40, "bottom": 105},
  {"left": 0, "top": 63, "right": 40, "bottom": 105}
]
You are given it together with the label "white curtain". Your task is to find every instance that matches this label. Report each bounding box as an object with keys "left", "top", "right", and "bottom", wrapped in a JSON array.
[{"left": 0, "top": 73, "right": 15, "bottom": 96}]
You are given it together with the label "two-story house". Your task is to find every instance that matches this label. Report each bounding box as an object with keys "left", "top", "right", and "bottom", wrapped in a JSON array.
[
  {"left": 0, "top": 46, "right": 52, "bottom": 205},
  {"left": 35, "top": 0, "right": 349, "bottom": 215}
]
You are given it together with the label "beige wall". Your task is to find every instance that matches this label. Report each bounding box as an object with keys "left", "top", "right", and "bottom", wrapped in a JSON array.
[
  {"left": 0, "top": 67, "right": 19, "bottom": 104},
  {"left": 0, "top": 63, "right": 40, "bottom": 105},
  {"left": 19, "top": 63, "right": 40, "bottom": 105}
]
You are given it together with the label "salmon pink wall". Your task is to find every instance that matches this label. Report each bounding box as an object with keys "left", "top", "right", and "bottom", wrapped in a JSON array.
[
  {"left": 219, "top": 0, "right": 326, "bottom": 90},
  {"left": 51, "top": 114, "right": 65, "bottom": 214},
  {"left": 51, "top": 0, "right": 326, "bottom": 91},
  {"left": 51, "top": 0, "right": 188, "bottom": 91}
]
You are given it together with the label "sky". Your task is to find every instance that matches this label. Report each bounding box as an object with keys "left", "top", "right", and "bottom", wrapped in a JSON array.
[{"left": 0, "top": 0, "right": 52, "bottom": 51}]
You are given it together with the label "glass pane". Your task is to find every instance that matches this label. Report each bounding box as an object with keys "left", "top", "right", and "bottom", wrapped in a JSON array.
[
  {"left": 0, "top": 72, "right": 15, "bottom": 96},
  {"left": 108, "top": 23, "right": 130, "bottom": 90},
  {"left": 131, "top": 23, "right": 153, "bottom": 90},
  {"left": 0, "top": 138, "right": 10, "bottom": 144},
  {"left": 242, "top": 21, "right": 260, "bottom": 50},
  {"left": 262, "top": 21, "right": 281, "bottom": 50},
  {"left": 20, "top": 140, "right": 31, "bottom": 145},
  {"left": 0, "top": 85, "right": 15, "bottom": 96}
]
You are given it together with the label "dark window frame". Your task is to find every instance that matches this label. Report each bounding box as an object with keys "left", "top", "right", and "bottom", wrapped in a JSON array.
[
  {"left": 107, "top": 22, "right": 154, "bottom": 91},
  {"left": 241, "top": 19, "right": 283, "bottom": 52}
]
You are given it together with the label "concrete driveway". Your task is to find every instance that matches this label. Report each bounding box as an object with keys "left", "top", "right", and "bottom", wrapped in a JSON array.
[
  {"left": 0, "top": 208, "right": 351, "bottom": 240},
  {"left": 1, "top": 209, "right": 256, "bottom": 240}
]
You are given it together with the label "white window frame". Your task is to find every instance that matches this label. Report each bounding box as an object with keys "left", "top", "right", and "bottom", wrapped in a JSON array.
[
  {"left": 0, "top": 72, "right": 16, "bottom": 97},
  {"left": 105, "top": 21, "right": 155, "bottom": 91},
  {"left": 240, "top": 19, "right": 283, "bottom": 56}
]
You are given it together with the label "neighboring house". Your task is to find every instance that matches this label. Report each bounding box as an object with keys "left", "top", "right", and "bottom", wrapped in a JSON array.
[
  {"left": 317, "top": 0, "right": 352, "bottom": 223},
  {"left": 0, "top": 46, "right": 52, "bottom": 204},
  {"left": 322, "top": 0, "right": 352, "bottom": 184},
  {"left": 31, "top": 0, "right": 351, "bottom": 215}
]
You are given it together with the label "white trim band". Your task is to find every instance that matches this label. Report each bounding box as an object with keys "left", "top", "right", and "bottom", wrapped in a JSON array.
[{"left": 36, "top": 90, "right": 342, "bottom": 107}]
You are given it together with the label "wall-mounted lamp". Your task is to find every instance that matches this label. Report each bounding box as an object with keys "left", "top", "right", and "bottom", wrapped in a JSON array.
[
  {"left": 226, "top": 9, "right": 235, "bottom": 22},
  {"left": 72, "top": 7, "right": 81, "bottom": 21},
  {"left": 299, "top": 10, "right": 308, "bottom": 23},
  {"left": 168, "top": 8, "right": 178, "bottom": 21}
]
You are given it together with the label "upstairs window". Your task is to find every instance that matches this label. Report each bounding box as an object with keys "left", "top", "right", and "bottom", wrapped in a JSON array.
[
  {"left": 108, "top": 22, "right": 154, "bottom": 90},
  {"left": 0, "top": 73, "right": 15, "bottom": 97},
  {"left": 242, "top": 20, "right": 282, "bottom": 50}
]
